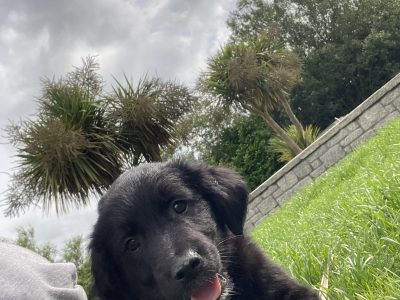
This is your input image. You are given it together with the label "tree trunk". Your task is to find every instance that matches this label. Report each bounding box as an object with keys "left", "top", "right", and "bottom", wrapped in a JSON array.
[
  {"left": 260, "top": 110, "right": 303, "bottom": 155},
  {"left": 281, "top": 98, "right": 304, "bottom": 137}
]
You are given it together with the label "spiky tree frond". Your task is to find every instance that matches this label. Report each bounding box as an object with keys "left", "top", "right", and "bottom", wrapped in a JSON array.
[
  {"left": 269, "top": 124, "right": 320, "bottom": 162},
  {"left": 203, "top": 34, "right": 301, "bottom": 114},
  {"left": 6, "top": 83, "right": 123, "bottom": 215},
  {"left": 65, "top": 55, "right": 104, "bottom": 98},
  {"left": 105, "top": 75, "right": 197, "bottom": 164}
]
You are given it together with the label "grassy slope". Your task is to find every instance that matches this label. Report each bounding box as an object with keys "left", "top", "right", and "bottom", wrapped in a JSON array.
[{"left": 252, "top": 117, "right": 400, "bottom": 300}]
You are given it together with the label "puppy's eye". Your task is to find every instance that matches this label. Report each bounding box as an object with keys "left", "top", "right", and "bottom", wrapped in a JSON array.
[
  {"left": 125, "top": 238, "right": 140, "bottom": 252},
  {"left": 172, "top": 200, "right": 187, "bottom": 214}
]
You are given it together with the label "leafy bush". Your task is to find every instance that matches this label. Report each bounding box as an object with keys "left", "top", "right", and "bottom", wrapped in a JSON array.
[{"left": 202, "top": 114, "right": 282, "bottom": 190}]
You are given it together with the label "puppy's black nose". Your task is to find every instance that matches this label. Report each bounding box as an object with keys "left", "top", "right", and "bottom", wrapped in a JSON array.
[{"left": 173, "top": 251, "right": 203, "bottom": 281}]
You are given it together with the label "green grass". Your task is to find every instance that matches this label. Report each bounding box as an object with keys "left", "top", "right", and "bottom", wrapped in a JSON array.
[{"left": 252, "top": 117, "right": 400, "bottom": 300}]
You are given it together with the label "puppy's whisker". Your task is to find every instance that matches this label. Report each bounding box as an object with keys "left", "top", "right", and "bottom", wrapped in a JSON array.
[{"left": 216, "top": 235, "right": 238, "bottom": 248}]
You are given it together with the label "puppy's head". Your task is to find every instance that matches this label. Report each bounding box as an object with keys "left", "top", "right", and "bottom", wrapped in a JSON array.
[{"left": 90, "top": 160, "right": 248, "bottom": 300}]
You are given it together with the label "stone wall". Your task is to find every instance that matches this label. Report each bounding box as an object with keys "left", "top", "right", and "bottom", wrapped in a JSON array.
[{"left": 245, "top": 73, "right": 400, "bottom": 231}]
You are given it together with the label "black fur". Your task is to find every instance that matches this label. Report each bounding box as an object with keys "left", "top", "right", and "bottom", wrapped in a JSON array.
[{"left": 90, "top": 160, "right": 318, "bottom": 300}]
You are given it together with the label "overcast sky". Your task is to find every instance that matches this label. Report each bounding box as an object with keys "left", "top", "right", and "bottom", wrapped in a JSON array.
[{"left": 0, "top": 0, "right": 236, "bottom": 249}]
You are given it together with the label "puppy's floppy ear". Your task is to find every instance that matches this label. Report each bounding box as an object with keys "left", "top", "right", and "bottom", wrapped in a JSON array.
[
  {"left": 206, "top": 166, "right": 248, "bottom": 235},
  {"left": 90, "top": 231, "right": 122, "bottom": 299},
  {"left": 170, "top": 160, "right": 248, "bottom": 235},
  {"left": 90, "top": 248, "right": 112, "bottom": 297}
]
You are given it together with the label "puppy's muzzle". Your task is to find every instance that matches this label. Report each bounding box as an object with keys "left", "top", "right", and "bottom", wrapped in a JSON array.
[{"left": 172, "top": 250, "right": 203, "bottom": 282}]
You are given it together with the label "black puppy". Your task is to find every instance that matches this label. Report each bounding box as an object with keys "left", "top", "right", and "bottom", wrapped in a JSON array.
[{"left": 90, "top": 160, "right": 318, "bottom": 300}]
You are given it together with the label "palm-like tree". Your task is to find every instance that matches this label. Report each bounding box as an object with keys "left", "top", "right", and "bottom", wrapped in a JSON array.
[
  {"left": 5, "top": 58, "right": 196, "bottom": 216},
  {"left": 203, "top": 35, "right": 305, "bottom": 155}
]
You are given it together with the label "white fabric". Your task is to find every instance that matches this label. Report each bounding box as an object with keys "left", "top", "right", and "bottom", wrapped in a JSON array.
[{"left": 0, "top": 242, "right": 88, "bottom": 300}]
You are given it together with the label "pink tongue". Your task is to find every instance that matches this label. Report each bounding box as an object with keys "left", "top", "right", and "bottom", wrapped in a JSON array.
[{"left": 190, "top": 275, "right": 221, "bottom": 300}]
